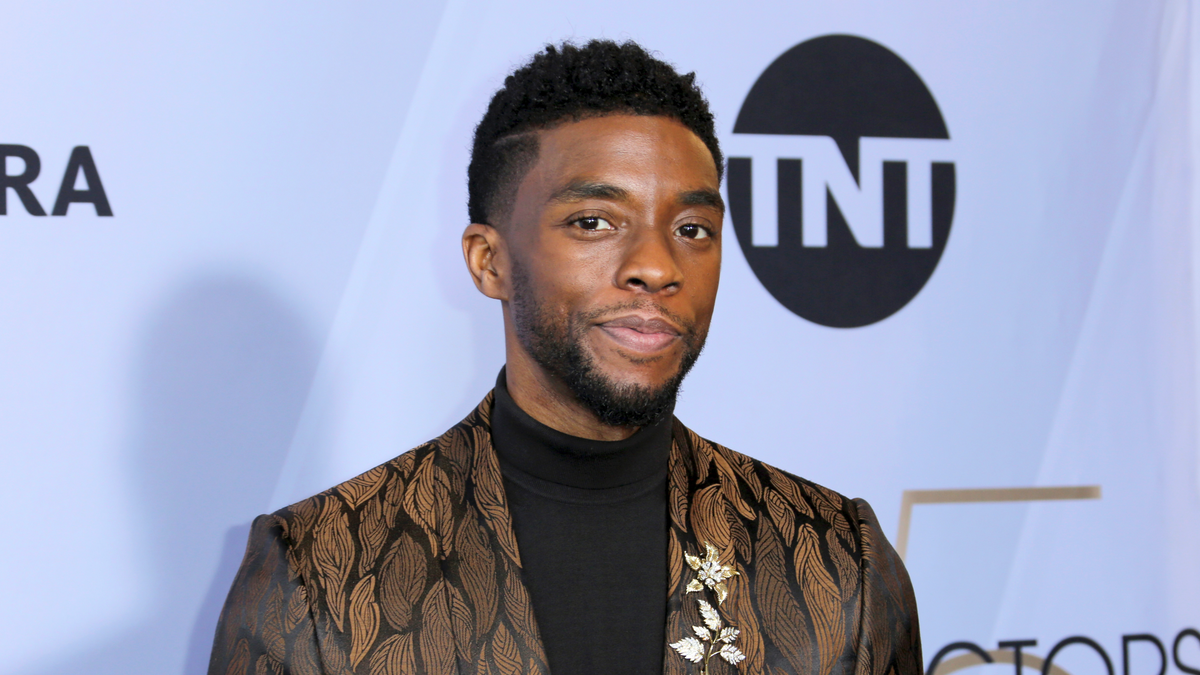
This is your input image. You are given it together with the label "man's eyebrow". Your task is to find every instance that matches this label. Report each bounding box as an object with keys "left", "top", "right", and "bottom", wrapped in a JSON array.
[
  {"left": 679, "top": 188, "right": 725, "bottom": 212},
  {"left": 547, "top": 181, "right": 630, "bottom": 204}
]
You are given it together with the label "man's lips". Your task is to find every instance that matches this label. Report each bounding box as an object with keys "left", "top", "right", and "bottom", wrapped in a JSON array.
[{"left": 595, "top": 315, "right": 683, "bottom": 354}]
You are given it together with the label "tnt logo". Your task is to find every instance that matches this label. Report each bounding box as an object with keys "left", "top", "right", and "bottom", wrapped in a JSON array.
[{"left": 728, "top": 35, "right": 956, "bottom": 328}]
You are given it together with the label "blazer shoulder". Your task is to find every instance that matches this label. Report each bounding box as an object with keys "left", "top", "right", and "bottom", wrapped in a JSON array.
[
  {"left": 269, "top": 391, "right": 495, "bottom": 555},
  {"left": 270, "top": 439, "right": 439, "bottom": 543},
  {"left": 757, "top": 457, "right": 856, "bottom": 513},
  {"left": 273, "top": 391, "right": 496, "bottom": 528},
  {"left": 850, "top": 500, "right": 922, "bottom": 675},
  {"left": 209, "top": 514, "right": 321, "bottom": 675},
  {"left": 683, "top": 423, "right": 861, "bottom": 536}
]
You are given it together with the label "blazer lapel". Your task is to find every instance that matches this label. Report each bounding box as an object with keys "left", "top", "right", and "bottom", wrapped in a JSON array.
[
  {"left": 665, "top": 418, "right": 766, "bottom": 675},
  {"left": 665, "top": 420, "right": 698, "bottom": 675},
  {"left": 438, "top": 393, "right": 552, "bottom": 675}
]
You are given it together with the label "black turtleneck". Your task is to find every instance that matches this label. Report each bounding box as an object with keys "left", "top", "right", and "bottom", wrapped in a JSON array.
[{"left": 490, "top": 370, "right": 670, "bottom": 675}]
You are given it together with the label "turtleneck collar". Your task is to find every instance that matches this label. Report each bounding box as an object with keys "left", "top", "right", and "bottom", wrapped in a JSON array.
[{"left": 490, "top": 368, "right": 674, "bottom": 490}]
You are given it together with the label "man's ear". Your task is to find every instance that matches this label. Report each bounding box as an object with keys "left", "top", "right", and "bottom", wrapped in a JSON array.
[{"left": 462, "top": 222, "right": 509, "bottom": 301}]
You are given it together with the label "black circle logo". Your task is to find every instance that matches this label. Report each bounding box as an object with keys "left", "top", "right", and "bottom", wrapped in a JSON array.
[{"left": 728, "top": 35, "right": 955, "bottom": 328}]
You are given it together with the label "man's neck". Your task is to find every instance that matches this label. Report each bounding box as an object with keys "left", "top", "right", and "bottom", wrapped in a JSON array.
[{"left": 503, "top": 352, "right": 637, "bottom": 442}]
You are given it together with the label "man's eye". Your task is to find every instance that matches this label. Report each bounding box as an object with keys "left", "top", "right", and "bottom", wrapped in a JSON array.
[
  {"left": 573, "top": 216, "right": 615, "bottom": 231},
  {"left": 676, "top": 223, "right": 710, "bottom": 239}
]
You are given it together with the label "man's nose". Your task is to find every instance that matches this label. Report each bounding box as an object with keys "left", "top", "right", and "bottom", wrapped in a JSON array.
[{"left": 615, "top": 228, "right": 683, "bottom": 294}]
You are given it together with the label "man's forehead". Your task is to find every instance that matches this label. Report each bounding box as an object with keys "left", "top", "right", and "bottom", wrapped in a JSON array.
[
  {"left": 548, "top": 114, "right": 709, "bottom": 156},
  {"left": 530, "top": 115, "right": 720, "bottom": 185}
]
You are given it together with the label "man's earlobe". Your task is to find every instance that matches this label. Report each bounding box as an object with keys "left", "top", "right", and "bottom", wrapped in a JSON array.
[{"left": 462, "top": 223, "right": 508, "bottom": 301}]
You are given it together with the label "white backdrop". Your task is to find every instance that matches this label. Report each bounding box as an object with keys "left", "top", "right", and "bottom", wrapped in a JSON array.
[{"left": 2, "top": 2, "right": 1198, "bottom": 674}]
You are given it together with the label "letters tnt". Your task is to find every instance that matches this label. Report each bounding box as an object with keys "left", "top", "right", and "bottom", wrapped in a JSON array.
[
  {"left": 728, "top": 135, "right": 950, "bottom": 248},
  {"left": 1, "top": 145, "right": 113, "bottom": 216}
]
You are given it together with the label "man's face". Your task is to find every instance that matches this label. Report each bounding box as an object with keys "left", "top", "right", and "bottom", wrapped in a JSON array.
[{"left": 502, "top": 114, "right": 723, "bottom": 427}]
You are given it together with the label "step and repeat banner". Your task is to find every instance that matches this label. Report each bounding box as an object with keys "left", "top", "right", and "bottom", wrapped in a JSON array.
[{"left": 2, "top": 1, "right": 1198, "bottom": 674}]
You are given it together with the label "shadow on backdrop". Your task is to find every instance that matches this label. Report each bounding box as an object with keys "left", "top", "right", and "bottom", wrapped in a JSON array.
[{"left": 33, "top": 274, "right": 323, "bottom": 675}]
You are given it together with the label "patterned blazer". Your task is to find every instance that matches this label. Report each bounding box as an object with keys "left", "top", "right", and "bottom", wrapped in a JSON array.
[{"left": 209, "top": 393, "right": 921, "bottom": 675}]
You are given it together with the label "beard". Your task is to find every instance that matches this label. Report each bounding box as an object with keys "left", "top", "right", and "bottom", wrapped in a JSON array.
[{"left": 510, "top": 264, "right": 707, "bottom": 429}]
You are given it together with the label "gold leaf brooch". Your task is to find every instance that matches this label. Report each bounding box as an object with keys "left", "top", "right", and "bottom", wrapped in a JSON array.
[
  {"left": 684, "top": 542, "right": 738, "bottom": 604},
  {"left": 671, "top": 543, "right": 745, "bottom": 673}
]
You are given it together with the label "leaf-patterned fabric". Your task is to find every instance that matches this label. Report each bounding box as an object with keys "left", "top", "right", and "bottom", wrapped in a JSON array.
[{"left": 209, "top": 393, "right": 921, "bottom": 675}]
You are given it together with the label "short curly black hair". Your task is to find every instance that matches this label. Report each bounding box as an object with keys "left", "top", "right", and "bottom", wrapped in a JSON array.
[{"left": 468, "top": 40, "right": 724, "bottom": 226}]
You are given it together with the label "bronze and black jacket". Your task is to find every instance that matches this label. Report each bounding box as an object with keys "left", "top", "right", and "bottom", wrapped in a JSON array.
[{"left": 210, "top": 393, "right": 921, "bottom": 675}]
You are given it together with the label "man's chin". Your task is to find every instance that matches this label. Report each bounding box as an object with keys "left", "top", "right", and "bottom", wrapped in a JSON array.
[
  {"left": 587, "top": 368, "right": 678, "bottom": 398},
  {"left": 563, "top": 355, "right": 687, "bottom": 429},
  {"left": 584, "top": 349, "right": 685, "bottom": 394}
]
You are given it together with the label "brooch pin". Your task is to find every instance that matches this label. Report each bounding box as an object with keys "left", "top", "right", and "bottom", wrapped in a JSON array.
[
  {"left": 670, "top": 543, "right": 745, "bottom": 673},
  {"left": 684, "top": 542, "right": 738, "bottom": 603}
]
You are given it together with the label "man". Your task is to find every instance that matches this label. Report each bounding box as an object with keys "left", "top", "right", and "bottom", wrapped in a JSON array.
[{"left": 210, "top": 40, "right": 920, "bottom": 675}]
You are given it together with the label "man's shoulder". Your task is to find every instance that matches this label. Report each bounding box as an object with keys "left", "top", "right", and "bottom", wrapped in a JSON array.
[
  {"left": 271, "top": 395, "right": 495, "bottom": 541},
  {"left": 678, "top": 422, "right": 866, "bottom": 532},
  {"left": 268, "top": 440, "right": 437, "bottom": 543}
]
